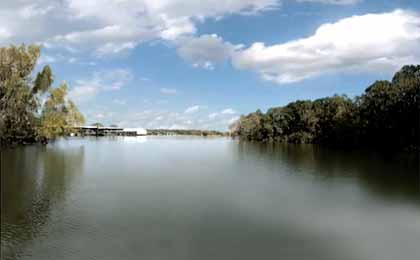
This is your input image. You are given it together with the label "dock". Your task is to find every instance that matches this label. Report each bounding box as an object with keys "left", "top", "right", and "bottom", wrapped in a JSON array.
[{"left": 72, "top": 126, "right": 147, "bottom": 136}]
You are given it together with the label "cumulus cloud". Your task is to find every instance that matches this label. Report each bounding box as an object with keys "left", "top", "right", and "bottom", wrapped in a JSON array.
[
  {"left": 107, "top": 107, "right": 236, "bottom": 130},
  {"left": 36, "top": 53, "right": 90, "bottom": 66},
  {"left": 208, "top": 108, "right": 237, "bottom": 120},
  {"left": 208, "top": 113, "right": 219, "bottom": 119},
  {"left": 0, "top": 0, "right": 377, "bottom": 73},
  {"left": 69, "top": 69, "right": 133, "bottom": 102},
  {"left": 205, "top": 114, "right": 240, "bottom": 130},
  {"left": 3, "top": 2, "right": 414, "bottom": 84},
  {"left": 221, "top": 108, "right": 237, "bottom": 114},
  {"left": 18, "top": 3, "right": 55, "bottom": 19},
  {"left": 84, "top": 104, "right": 238, "bottom": 130},
  {"left": 0, "top": 0, "right": 280, "bottom": 55},
  {"left": 37, "top": 55, "right": 57, "bottom": 65},
  {"left": 176, "top": 34, "right": 241, "bottom": 69},
  {"left": 145, "top": 0, "right": 280, "bottom": 18},
  {"left": 232, "top": 10, "right": 420, "bottom": 83},
  {"left": 159, "top": 16, "right": 197, "bottom": 41},
  {"left": 111, "top": 110, "right": 193, "bottom": 129},
  {"left": 184, "top": 105, "right": 202, "bottom": 114},
  {"left": 228, "top": 116, "right": 240, "bottom": 124}
]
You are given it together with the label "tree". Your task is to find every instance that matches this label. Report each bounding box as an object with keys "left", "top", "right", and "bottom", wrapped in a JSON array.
[
  {"left": 232, "top": 65, "right": 420, "bottom": 151},
  {"left": 391, "top": 65, "right": 420, "bottom": 149},
  {"left": 39, "top": 83, "right": 85, "bottom": 139},
  {"left": 67, "top": 100, "right": 85, "bottom": 127},
  {"left": 312, "top": 95, "right": 356, "bottom": 145},
  {"left": 33, "top": 65, "right": 53, "bottom": 94},
  {"left": 0, "top": 44, "right": 85, "bottom": 146},
  {"left": 1, "top": 45, "right": 42, "bottom": 145}
]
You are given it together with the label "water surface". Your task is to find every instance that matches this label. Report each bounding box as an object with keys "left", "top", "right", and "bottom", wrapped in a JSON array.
[{"left": 1, "top": 137, "right": 419, "bottom": 260}]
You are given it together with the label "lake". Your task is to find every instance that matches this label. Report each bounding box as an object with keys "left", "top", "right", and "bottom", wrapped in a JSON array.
[{"left": 1, "top": 137, "right": 419, "bottom": 260}]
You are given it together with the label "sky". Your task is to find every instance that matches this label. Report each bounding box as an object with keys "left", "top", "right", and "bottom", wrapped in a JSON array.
[{"left": 1, "top": 0, "right": 419, "bottom": 130}]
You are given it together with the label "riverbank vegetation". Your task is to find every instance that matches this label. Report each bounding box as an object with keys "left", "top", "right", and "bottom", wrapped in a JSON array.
[
  {"left": 0, "top": 45, "right": 85, "bottom": 148},
  {"left": 147, "top": 129, "right": 227, "bottom": 137},
  {"left": 230, "top": 65, "right": 420, "bottom": 151}
]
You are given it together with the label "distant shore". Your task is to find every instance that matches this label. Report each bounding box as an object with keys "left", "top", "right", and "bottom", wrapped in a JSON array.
[{"left": 146, "top": 129, "right": 228, "bottom": 137}]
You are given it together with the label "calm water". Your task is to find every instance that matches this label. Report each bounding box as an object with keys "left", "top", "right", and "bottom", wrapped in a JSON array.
[{"left": 1, "top": 137, "right": 419, "bottom": 260}]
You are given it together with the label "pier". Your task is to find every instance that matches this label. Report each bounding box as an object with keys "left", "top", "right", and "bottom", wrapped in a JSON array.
[{"left": 72, "top": 126, "right": 147, "bottom": 136}]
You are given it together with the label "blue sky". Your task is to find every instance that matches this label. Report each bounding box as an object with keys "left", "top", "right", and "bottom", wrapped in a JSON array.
[{"left": 1, "top": 0, "right": 419, "bottom": 130}]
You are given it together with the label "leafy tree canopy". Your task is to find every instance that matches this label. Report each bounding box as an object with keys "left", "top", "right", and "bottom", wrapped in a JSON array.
[
  {"left": 231, "top": 65, "right": 420, "bottom": 151},
  {"left": 0, "top": 44, "right": 85, "bottom": 147}
]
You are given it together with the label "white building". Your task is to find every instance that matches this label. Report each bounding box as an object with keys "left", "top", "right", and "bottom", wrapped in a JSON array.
[{"left": 123, "top": 128, "right": 147, "bottom": 136}]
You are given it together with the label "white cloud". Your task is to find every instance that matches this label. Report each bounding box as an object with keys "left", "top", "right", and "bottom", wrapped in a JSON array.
[
  {"left": 160, "top": 15, "right": 196, "bottom": 40},
  {"left": 4, "top": 1, "right": 412, "bottom": 86},
  {"left": 221, "top": 108, "right": 236, "bottom": 114},
  {"left": 184, "top": 105, "right": 202, "bottom": 114},
  {"left": 85, "top": 104, "right": 238, "bottom": 131},
  {"left": 232, "top": 10, "right": 420, "bottom": 84},
  {"left": 0, "top": 27, "right": 12, "bottom": 40},
  {"left": 37, "top": 55, "right": 57, "bottom": 65},
  {"left": 144, "top": 0, "right": 280, "bottom": 18},
  {"left": 160, "top": 88, "right": 177, "bottom": 95},
  {"left": 83, "top": 103, "right": 234, "bottom": 130},
  {"left": 18, "top": 3, "right": 55, "bottom": 19},
  {"left": 95, "top": 41, "right": 137, "bottom": 56},
  {"left": 208, "top": 112, "right": 219, "bottom": 119},
  {"left": 68, "top": 85, "right": 99, "bottom": 102},
  {"left": 208, "top": 108, "right": 236, "bottom": 120},
  {"left": 112, "top": 110, "right": 193, "bottom": 129},
  {"left": 36, "top": 54, "right": 97, "bottom": 67},
  {"left": 198, "top": 109, "right": 239, "bottom": 129},
  {"left": 176, "top": 34, "right": 241, "bottom": 69},
  {"left": 0, "top": 0, "right": 381, "bottom": 74},
  {"left": 228, "top": 116, "right": 240, "bottom": 125},
  {"left": 69, "top": 69, "right": 133, "bottom": 102},
  {"left": 0, "top": 0, "right": 280, "bottom": 55}
]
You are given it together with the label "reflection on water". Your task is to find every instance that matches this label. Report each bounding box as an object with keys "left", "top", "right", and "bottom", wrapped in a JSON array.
[
  {"left": 1, "top": 144, "right": 85, "bottom": 260},
  {"left": 1, "top": 137, "right": 419, "bottom": 260},
  {"left": 235, "top": 142, "right": 420, "bottom": 200}
]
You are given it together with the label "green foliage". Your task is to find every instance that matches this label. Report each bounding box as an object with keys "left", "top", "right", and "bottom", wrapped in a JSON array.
[
  {"left": 67, "top": 100, "right": 85, "bottom": 127},
  {"left": 33, "top": 65, "right": 53, "bottom": 94},
  {"left": 1, "top": 45, "right": 41, "bottom": 146},
  {"left": 0, "top": 44, "right": 85, "bottom": 147},
  {"left": 231, "top": 65, "right": 420, "bottom": 151},
  {"left": 234, "top": 110, "right": 273, "bottom": 141},
  {"left": 39, "top": 84, "right": 85, "bottom": 139},
  {"left": 312, "top": 95, "right": 356, "bottom": 145},
  {"left": 147, "top": 129, "right": 226, "bottom": 136}
]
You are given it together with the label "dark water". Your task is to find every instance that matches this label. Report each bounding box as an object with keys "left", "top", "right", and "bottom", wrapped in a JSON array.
[{"left": 1, "top": 137, "right": 419, "bottom": 260}]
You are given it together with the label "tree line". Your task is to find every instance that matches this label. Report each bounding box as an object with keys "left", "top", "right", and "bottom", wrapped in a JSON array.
[
  {"left": 147, "top": 129, "right": 227, "bottom": 136},
  {"left": 230, "top": 65, "right": 420, "bottom": 151},
  {"left": 1, "top": 45, "right": 85, "bottom": 148}
]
